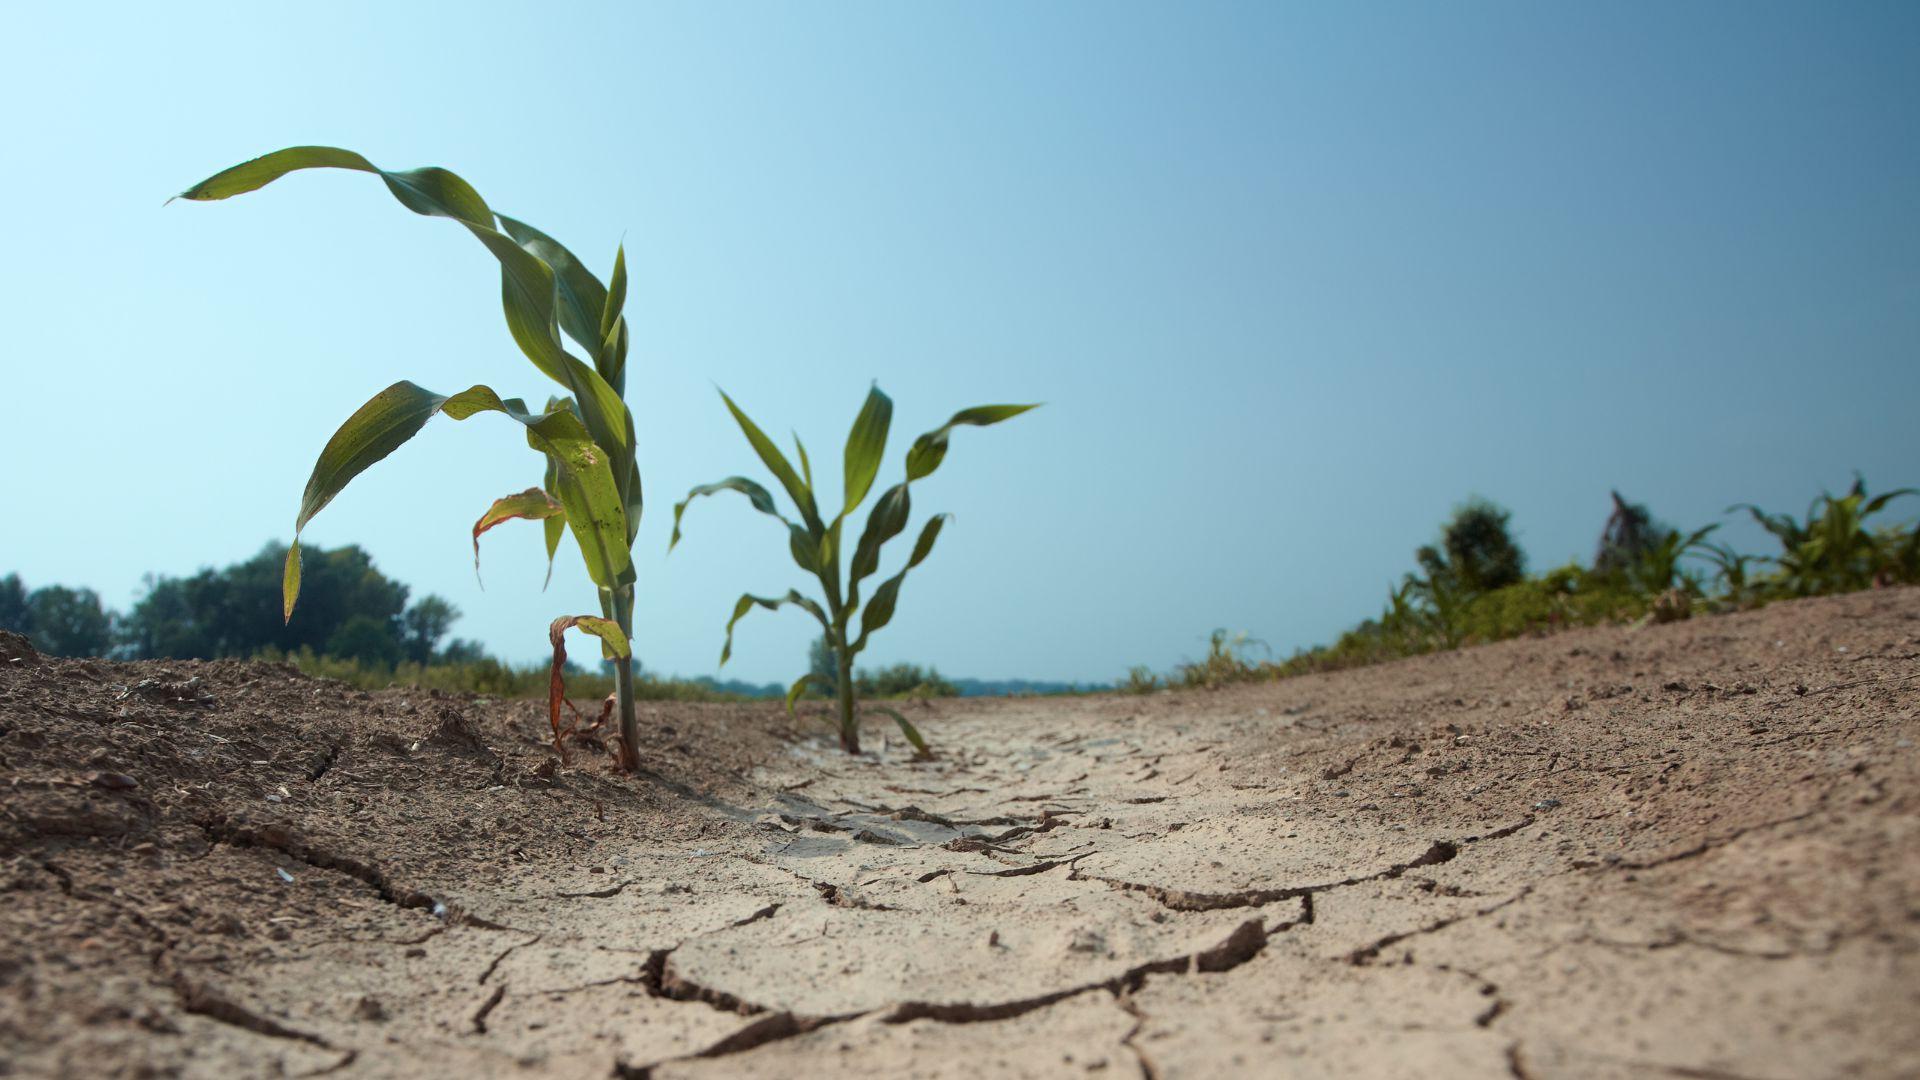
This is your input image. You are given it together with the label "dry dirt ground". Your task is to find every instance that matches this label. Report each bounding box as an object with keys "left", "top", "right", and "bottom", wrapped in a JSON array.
[{"left": 2, "top": 588, "right": 1917, "bottom": 1079}]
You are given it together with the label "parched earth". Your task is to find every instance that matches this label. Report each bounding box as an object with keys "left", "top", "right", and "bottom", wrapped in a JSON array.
[{"left": 2, "top": 588, "right": 1916, "bottom": 1079}]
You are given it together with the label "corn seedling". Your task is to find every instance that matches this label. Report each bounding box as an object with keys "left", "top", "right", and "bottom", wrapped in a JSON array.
[
  {"left": 178, "top": 147, "right": 647, "bottom": 769},
  {"left": 671, "top": 385, "right": 1035, "bottom": 754}
]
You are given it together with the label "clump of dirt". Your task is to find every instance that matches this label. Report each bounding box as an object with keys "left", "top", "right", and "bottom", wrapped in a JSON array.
[{"left": 3, "top": 589, "right": 1917, "bottom": 1077}]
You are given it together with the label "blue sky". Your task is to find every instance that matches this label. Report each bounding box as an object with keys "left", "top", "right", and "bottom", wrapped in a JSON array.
[{"left": 3, "top": 2, "right": 1916, "bottom": 684}]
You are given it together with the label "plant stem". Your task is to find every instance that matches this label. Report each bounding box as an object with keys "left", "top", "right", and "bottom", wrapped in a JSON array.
[
  {"left": 612, "top": 586, "right": 639, "bottom": 771},
  {"left": 836, "top": 649, "right": 860, "bottom": 754}
]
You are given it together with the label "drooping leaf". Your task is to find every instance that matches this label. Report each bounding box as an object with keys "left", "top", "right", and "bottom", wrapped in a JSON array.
[
  {"left": 547, "top": 615, "right": 631, "bottom": 762},
  {"left": 869, "top": 705, "right": 934, "bottom": 761},
  {"left": 785, "top": 672, "right": 832, "bottom": 717},
  {"left": 720, "top": 591, "right": 828, "bottom": 665},
  {"left": 279, "top": 380, "right": 631, "bottom": 618},
  {"left": 542, "top": 453, "right": 565, "bottom": 589},
  {"left": 841, "top": 384, "right": 893, "bottom": 517},
  {"left": 281, "top": 541, "right": 302, "bottom": 623},
  {"left": 178, "top": 147, "right": 631, "bottom": 460},
  {"left": 669, "top": 477, "right": 791, "bottom": 552},
  {"left": 853, "top": 514, "right": 951, "bottom": 652},
  {"left": 472, "top": 488, "right": 565, "bottom": 584},
  {"left": 904, "top": 403, "right": 1038, "bottom": 482},
  {"left": 1863, "top": 488, "right": 1917, "bottom": 516},
  {"left": 717, "top": 389, "right": 821, "bottom": 530}
]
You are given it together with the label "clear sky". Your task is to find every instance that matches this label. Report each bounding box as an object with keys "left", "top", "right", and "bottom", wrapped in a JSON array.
[{"left": 3, "top": 2, "right": 1916, "bottom": 685}]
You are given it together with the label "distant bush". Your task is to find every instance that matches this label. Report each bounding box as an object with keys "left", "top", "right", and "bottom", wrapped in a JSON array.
[
  {"left": 1151, "top": 476, "right": 1918, "bottom": 693},
  {"left": 0, "top": 576, "right": 113, "bottom": 658},
  {"left": 854, "top": 662, "right": 960, "bottom": 700},
  {"left": 259, "top": 647, "right": 763, "bottom": 703}
]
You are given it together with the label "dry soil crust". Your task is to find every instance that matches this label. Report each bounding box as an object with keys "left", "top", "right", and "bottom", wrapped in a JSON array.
[{"left": 2, "top": 588, "right": 1917, "bottom": 1078}]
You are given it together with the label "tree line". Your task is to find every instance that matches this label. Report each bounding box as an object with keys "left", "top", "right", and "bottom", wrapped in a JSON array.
[{"left": 1, "top": 543, "right": 474, "bottom": 665}]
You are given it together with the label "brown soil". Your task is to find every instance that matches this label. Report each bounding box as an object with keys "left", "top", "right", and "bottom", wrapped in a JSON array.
[{"left": 3, "top": 588, "right": 1917, "bottom": 1079}]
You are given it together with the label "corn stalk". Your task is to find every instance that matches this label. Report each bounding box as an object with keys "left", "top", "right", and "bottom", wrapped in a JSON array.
[
  {"left": 177, "top": 147, "right": 646, "bottom": 769},
  {"left": 670, "top": 385, "right": 1034, "bottom": 755}
]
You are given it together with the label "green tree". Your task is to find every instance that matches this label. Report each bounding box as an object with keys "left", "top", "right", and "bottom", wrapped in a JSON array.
[
  {"left": 0, "top": 574, "right": 28, "bottom": 634},
  {"left": 1416, "top": 497, "right": 1526, "bottom": 595},
  {"left": 326, "top": 614, "right": 404, "bottom": 667},
  {"left": 25, "top": 585, "right": 112, "bottom": 657},
  {"left": 121, "top": 542, "right": 421, "bottom": 661},
  {"left": 401, "top": 596, "right": 460, "bottom": 665}
]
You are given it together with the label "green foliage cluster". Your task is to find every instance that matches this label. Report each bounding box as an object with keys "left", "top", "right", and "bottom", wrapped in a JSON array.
[
  {"left": 1136, "top": 476, "right": 1918, "bottom": 691},
  {"left": 119, "top": 543, "right": 469, "bottom": 667},
  {"left": 0, "top": 576, "right": 113, "bottom": 658},
  {"left": 256, "top": 648, "right": 764, "bottom": 703},
  {"left": 2, "top": 543, "right": 468, "bottom": 666},
  {"left": 4, "top": 541, "right": 777, "bottom": 704}
]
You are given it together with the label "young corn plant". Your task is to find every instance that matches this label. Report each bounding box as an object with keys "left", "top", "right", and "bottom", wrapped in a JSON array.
[
  {"left": 177, "top": 147, "right": 647, "bottom": 769},
  {"left": 670, "top": 385, "right": 1035, "bottom": 755}
]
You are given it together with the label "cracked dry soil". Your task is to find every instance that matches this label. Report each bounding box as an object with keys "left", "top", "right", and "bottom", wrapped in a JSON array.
[{"left": 3, "top": 587, "right": 1918, "bottom": 1078}]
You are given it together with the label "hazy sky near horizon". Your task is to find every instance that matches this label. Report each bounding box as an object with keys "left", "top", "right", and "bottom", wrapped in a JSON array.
[{"left": 3, "top": 2, "right": 1916, "bottom": 684}]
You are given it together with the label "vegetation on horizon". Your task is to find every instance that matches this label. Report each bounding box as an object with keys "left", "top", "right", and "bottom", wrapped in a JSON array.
[
  {"left": 1129, "top": 475, "right": 1918, "bottom": 693},
  {"left": 671, "top": 384, "right": 1035, "bottom": 755},
  {"left": 178, "top": 147, "right": 647, "bottom": 768}
]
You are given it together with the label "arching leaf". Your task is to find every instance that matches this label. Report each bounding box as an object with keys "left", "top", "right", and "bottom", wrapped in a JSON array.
[
  {"left": 720, "top": 591, "right": 828, "bottom": 665},
  {"left": 670, "top": 477, "right": 791, "bottom": 552},
  {"left": 472, "top": 488, "right": 565, "bottom": 584},
  {"left": 280, "top": 380, "right": 631, "bottom": 620},
  {"left": 905, "top": 403, "right": 1038, "bottom": 482}
]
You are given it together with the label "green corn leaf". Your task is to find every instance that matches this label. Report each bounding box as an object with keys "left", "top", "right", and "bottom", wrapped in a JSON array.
[
  {"left": 905, "top": 403, "right": 1039, "bottom": 482},
  {"left": 793, "top": 433, "right": 814, "bottom": 489},
  {"left": 1863, "top": 488, "right": 1917, "bottom": 516},
  {"left": 789, "top": 523, "right": 822, "bottom": 575},
  {"left": 601, "top": 244, "right": 627, "bottom": 343},
  {"left": 280, "top": 380, "right": 631, "bottom": 619},
  {"left": 718, "top": 389, "right": 821, "bottom": 530},
  {"left": 281, "top": 541, "right": 303, "bottom": 623},
  {"left": 670, "top": 477, "right": 793, "bottom": 551},
  {"left": 720, "top": 590, "right": 828, "bottom": 665},
  {"left": 177, "top": 146, "right": 493, "bottom": 225},
  {"left": 853, "top": 513, "right": 950, "bottom": 652},
  {"left": 785, "top": 672, "right": 831, "bottom": 717},
  {"left": 848, "top": 483, "right": 910, "bottom": 602},
  {"left": 178, "top": 147, "right": 631, "bottom": 460},
  {"left": 841, "top": 384, "right": 893, "bottom": 516},
  {"left": 547, "top": 615, "right": 631, "bottom": 762},
  {"left": 497, "top": 214, "right": 611, "bottom": 369},
  {"left": 472, "top": 487, "right": 566, "bottom": 584},
  {"left": 541, "top": 453, "right": 566, "bottom": 588},
  {"left": 869, "top": 705, "right": 933, "bottom": 760}
]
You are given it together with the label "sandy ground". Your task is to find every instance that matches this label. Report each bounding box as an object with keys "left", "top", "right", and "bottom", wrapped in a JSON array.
[{"left": 2, "top": 587, "right": 1916, "bottom": 1078}]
